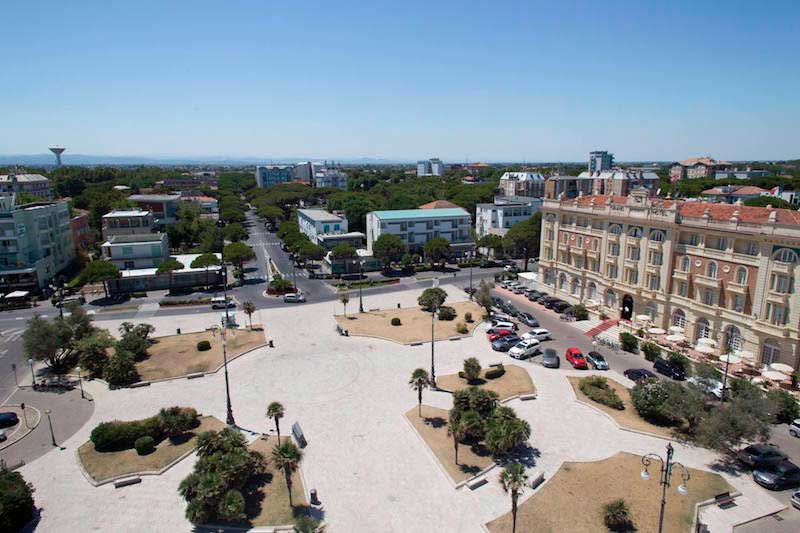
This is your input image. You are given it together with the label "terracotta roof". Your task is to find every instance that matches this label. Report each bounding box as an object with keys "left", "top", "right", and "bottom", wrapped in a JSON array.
[
  {"left": 418, "top": 200, "right": 459, "bottom": 209},
  {"left": 678, "top": 202, "right": 800, "bottom": 225},
  {"left": 702, "top": 186, "right": 766, "bottom": 196},
  {"left": 679, "top": 157, "right": 730, "bottom": 167},
  {"left": 570, "top": 195, "right": 677, "bottom": 208}
]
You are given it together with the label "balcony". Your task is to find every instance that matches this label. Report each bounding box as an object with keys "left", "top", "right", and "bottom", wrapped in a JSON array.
[
  {"left": 624, "top": 257, "right": 640, "bottom": 269},
  {"left": 694, "top": 274, "right": 722, "bottom": 288},
  {"left": 672, "top": 270, "right": 689, "bottom": 281},
  {"left": 726, "top": 282, "right": 748, "bottom": 295},
  {"left": 648, "top": 241, "right": 663, "bottom": 251},
  {"left": 585, "top": 249, "right": 600, "bottom": 260},
  {"left": 771, "top": 262, "right": 795, "bottom": 275},
  {"left": 767, "top": 290, "right": 792, "bottom": 304},
  {"left": 646, "top": 263, "right": 662, "bottom": 274}
]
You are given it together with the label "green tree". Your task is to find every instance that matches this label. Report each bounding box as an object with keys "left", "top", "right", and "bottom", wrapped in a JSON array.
[
  {"left": 75, "top": 260, "right": 121, "bottom": 298},
  {"left": 447, "top": 414, "right": 465, "bottom": 466},
  {"left": 339, "top": 292, "right": 350, "bottom": 317},
  {"left": 409, "top": 368, "right": 430, "bottom": 417},
  {"left": 417, "top": 287, "right": 447, "bottom": 311},
  {"left": 103, "top": 350, "right": 140, "bottom": 387},
  {"left": 499, "top": 462, "right": 528, "bottom": 533},
  {"left": 156, "top": 258, "right": 185, "bottom": 292},
  {"left": 223, "top": 242, "right": 256, "bottom": 277},
  {"left": 271, "top": 440, "right": 303, "bottom": 508},
  {"left": 502, "top": 212, "right": 541, "bottom": 270},
  {"left": 330, "top": 243, "right": 357, "bottom": 261},
  {"left": 743, "top": 196, "right": 793, "bottom": 209},
  {"left": 117, "top": 323, "right": 152, "bottom": 360},
  {"left": 474, "top": 279, "right": 494, "bottom": 316},
  {"left": 22, "top": 314, "right": 74, "bottom": 368},
  {"left": 477, "top": 234, "right": 504, "bottom": 258},
  {"left": 297, "top": 241, "right": 325, "bottom": 264},
  {"left": 423, "top": 237, "right": 451, "bottom": 268},
  {"left": 485, "top": 416, "right": 531, "bottom": 456},
  {"left": 258, "top": 205, "right": 284, "bottom": 225},
  {"left": 0, "top": 466, "right": 35, "bottom": 532},
  {"left": 372, "top": 234, "right": 406, "bottom": 267},
  {"left": 462, "top": 357, "right": 482, "bottom": 383},
  {"left": 603, "top": 499, "right": 634, "bottom": 532},
  {"left": 77, "top": 329, "right": 115, "bottom": 377},
  {"left": 223, "top": 222, "right": 248, "bottom": 243},
  {"left": 266, "top": 401, "right": 285, "bottom": 443},
  {"left": 766, "top": 389, "right": 800, "bottom": 424},
  {"left": 242, "top": 300, "right": 256, "bottom": 329},
  {"left": 571, "top": 304, "right": 589, "bottom": 321},
  {"left": 191, "top": 253, "right": 221, "bottom": 289}
]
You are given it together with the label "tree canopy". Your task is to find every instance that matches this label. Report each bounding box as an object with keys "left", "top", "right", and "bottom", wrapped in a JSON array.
[
  {"left": 743, "top": 196, "right": 794, "bottom": 209},
  {"left": 418, "top": 287, "right": 448, "bottom": 310},
  {"left": 223, "top": 242, "right": 256, "bottom": 268},
  {"left": 423, "top": 237, "right": 451, "bottom": 266},
  {"left": 372, "top": 234, "right": 406, "bottom": 265},
  {"left": 503, "top": 212, "right": 541, "bottom": 269},
  {"left": 330, "top": 243, "right": 357, "bottom": 261}
]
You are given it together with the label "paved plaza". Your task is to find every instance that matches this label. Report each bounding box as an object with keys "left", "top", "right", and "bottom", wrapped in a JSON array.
[{"left": 11, "top": 284, "right": 787, "bottom": 532}]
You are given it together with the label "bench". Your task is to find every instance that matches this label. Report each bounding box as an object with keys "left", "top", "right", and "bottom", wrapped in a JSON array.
[
  {"left": 520, "top": 393, "right": 537, "bottom": 401},
  {"left": 292, "top": 421, "right": 307, "bottom": 448},
  {"left": 489, "top": 363, "right": 503, "bottom": 368},
  {"left": 129, "top": 381, "right": 151, "bottom": 388},
  {"left": 186, "top": 373, "right": 205, "bottom": 380},
  {"left": 466, "top": 476, "right": 488, "bottom": 490},
  {"left": 530, "top": 472, "right": 545, "bottom": 489},
  {"left": 714, "top": 491, "right": 736, "bottom": 509},
  {"left": 114, "top": 477, "right": 142, "bottom": 488}
]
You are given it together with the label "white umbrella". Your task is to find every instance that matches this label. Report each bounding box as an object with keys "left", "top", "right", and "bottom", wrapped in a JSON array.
[
  {"left": 636, "top": 314, "right": 652, "bottom": 324},
  {"left": 695, "top": 344, "right": 716, "bottom": 355},
  {"left": 762, "top": 370, "right": 790, "bottom": 381},
  {"left": 697, "top": 338, "right": 718, "bottom": 348},
  {"left": 719, "top": 354, "right": 741, "bottom": 365},
  {"left": 770, "top": 362, "right": 794, "bottom": 374},
  {"left": 668, "top": 325, "right": 684, "bottom": 334},
  {"left": 666, "top": 334, "right": 686, "bottom": 343},
  {"left": 735, "top": 350, "right": 754, "bottom": 361},
  {"left": 648, "top": 327, "right": 666, "bottom": 335}
]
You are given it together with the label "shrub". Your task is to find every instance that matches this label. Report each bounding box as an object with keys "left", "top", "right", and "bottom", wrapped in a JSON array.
[
  {"left": 196, "top": 340, "right": 211, "bottom": 351},
  {"left": 603, "top": 499, "right": 634, "bottom": 532},
  {"left": 630, "top": 379, "right": 683, "bottom": 426},
  {"left": 90, "top": 416, "right": 161, "bottom": 451},
  {"left": 485, "top": 365, "right": 506, "bottom": 379},
  {"left": 572, "top": 304, "right": 589, "bottom": 321},
  {"left": 456, "top": 322, "right": 468, "bottom": 334},
  {"left": 579, "top": 376, "right": 624, "bottom": 410},
  {"left": 438, "top": 306, "right": 457, "bottom": 321},
  {"left": 640, "top": 341, "right": 661, "bottom": 362},
  {"left": 0, "top": 467, "right": 35, "bottom": 531},
  {"left": 390, "top": 317, "right": 401, "bottom": 326},
  {"left": 619, "top": 332, "right": 638, "bottom": 353},
  {"left": 668, "top": 351, "right": 691, "bottom": 375},
  {"left": 103, "top": 351, "right": 140, "bottom": 387},
  {"left": 463, "top": 357, "right": 482, "bottom": 382},
  {"left": 159, "top": 406, "right": 200, "bottom": 438},
  {"left": 767, "top": 389, "right": 800, "bottom": 423},
  {"left": 464, "top": 311, "right": 473, "bottom": 323},
  {"left": 134, "top": 436, "right": 155, "bottom": 455}
]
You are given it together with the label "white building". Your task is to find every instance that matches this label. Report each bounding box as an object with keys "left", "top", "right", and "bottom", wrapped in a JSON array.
[
  {"left": 314, "top": 167, "right": 348, "bottom": 190},
  {"left": 297, "top": 209, "right": 349, "bottom": 244},
  {"left": 499, "top": 172, "right": 546, "bottom": 197},
  {"left": 475, "top": 197, "right": 542, "bottom": 238},
  {"left": 417, "top": 158, "right": 444, "bottom": 177},
  {"left": 101, "top": 209, "right": 154, "bottom": 239},
  {"left": 366, "top": 207, "right": 473, "bottom": 256},
  {"left": 0, "top": 173, "right": 52, "bottom": 199},
  {"left": 101, "top": 233, "right": 169, "bottom": 270}
]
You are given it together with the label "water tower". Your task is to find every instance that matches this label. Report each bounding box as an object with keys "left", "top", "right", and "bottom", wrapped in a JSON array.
[{"left": 49, "top": 146, "right": 65, "bottom": 166}]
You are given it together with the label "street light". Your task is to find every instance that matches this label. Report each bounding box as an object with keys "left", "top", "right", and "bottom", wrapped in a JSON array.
[
  {"left": 221, "top": 264, "right": 236, "bottom": 427},
  {"left": 358, "top": 259, "right": 364, "bottom": 313},
  {"left": 28, "top": 358, "right": 35, "bottom": 388},
  {"left": 45, "top": 409, "right": 57, "bottom": 447},
  {"left": 641, "top": 443, "right": 690, "bottom": 533},
  {"left": 77, "top": 366, "right": 85, "bottom": 399},
  {"left": 57, "top": 275, "right": 65, "bottom": 319},
  {"left": 430, "top": 304, "right": 438, "bottom": 388}
]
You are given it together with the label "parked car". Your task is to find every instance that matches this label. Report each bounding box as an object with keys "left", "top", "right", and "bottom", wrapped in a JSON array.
[
  {"left": 490, "top": 313, "right": 515, "bottom": 323},
  {"left": 211, "top": 297, "right": 236, "bottom": 309},
  {"left": 491, "top": 335, "right": 521, "bottom": 352},
  {"left": 623, "top": 368, "right": 657, "bottom": 383},
  {"left": 492, "top": 297, "right": 504, "bottom": 307},
  {"left": 565, "top": 347, "right": 589, "bottom": 369},
  {"left": 586, "top": 351, "right": 609, "bottom": 370},
  {"left": 480, "top": 259, "right": 500, "bottom": 268},
  {"left": 738, "top": 444, "right": 787, "bottom": 469},
  {"left": 792, "top": 490, "right": 800, "bottom": 510},
  {"left": 518, "top": 312, "right": 539, "bottom": 327},
  {"left": 488, "top": 329, "right": 515, "bottom": 342},
  {"left": 0, "top": 429, "right": 6, "bottom": 442},
  {"left": 653, "top": 358, "right": 686, "bottom": 380},
  {"left": 505, "top": 282, "right": 520, "bottom": 291},
  {"left": 687, "top": 376, "right": 724, "bottom": 399},
  {"left": 542, "top": 349, "right": 560, "bottom": 368},
  {"left": 790, "top": 419, "right": 800, "bottom": 438},
  {"left": 526, "top": 290, "right": 544, "bottom": 301},
  {"left": 487, "top": 321, "right": 517, "bottom": 333},
  {"left": 754, "top": 461, "right": 800, "bottom": 490},
  {"left": 509, "top": 338, "right": 541, "bottom": 360},
  {"left": 512, "top": 285, "right": 526, "bottom": 294},
  {"left": 523, "top": 328, "right": 552, "bottom": 342},
  {"left": 0, "top": 412, "right": 19, "bottom": 429},
  {"left": 506, "top": 306, "right": 520, "bottom": 317},
  {"left": 553, "top": 302, "right": 572, "bottom": 314},
  {"left": 536, "top": 293, "right": 552, "bottom": 304},
  {"left": 504, "top": 264, "right": 520, "bottom": 273},
  {"left": 55, "top": 294, "right": 86, "bottom": 308},
  {"left": 283, "top": 292, "right": 306, "bottom": 303},
  {"left": 544, "top": 298, "right": 564, "bottom": 310}
]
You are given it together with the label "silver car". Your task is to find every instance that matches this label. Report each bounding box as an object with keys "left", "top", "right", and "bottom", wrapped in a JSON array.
[{"left": 790, "top": 418, "right": 800, "bottom": 438}]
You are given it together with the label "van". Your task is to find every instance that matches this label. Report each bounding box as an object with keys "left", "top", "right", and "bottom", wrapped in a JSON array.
[
  {"left": 211, "top": 296, "right": 235, "bottom": 309},
  {"left": 55, "top": 295, "right": 86, "bottom": 308}
]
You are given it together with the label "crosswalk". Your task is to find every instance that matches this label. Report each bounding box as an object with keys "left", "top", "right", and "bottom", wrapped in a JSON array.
[{"left": 0, "top": 327, "right": 25, "bottom": 359}]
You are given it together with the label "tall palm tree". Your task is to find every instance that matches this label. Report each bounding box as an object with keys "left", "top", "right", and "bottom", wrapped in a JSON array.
[
  {"left": 500, "top": 462, "right": 528, "bottom": 533},
  {"left": 339, "top": 293, "right": 350, "bottom": 318},
  {"left": 408, "top": 368, "right": 430, "bottom": 417},
  {"left": 242, "top": 300, "right": 256, "bottom": 329},
  {"left": 272, "top": 440, "right": 303, "bottom": 507},
  {"left": 266, "top": 401, "right": 285, "bottom": 443},
  {"left": 447, "top": 414, "right": 465, "bottom": 465}
]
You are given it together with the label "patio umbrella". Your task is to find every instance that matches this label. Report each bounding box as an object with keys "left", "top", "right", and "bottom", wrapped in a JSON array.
[
  {"left": 648, "top": 327, "right": 666, "bottom": 335},
  {"left": 697, "top": 338, "right": 718, "bottom": 348},
  {"left": 695, "top": 344, "right": 716, "bottom": 355},
  {"left": 666, "top": 334, "right": 686, "bottom": 343},
  {"left": 636, "top": 314, "right": 652, "bottom": 324},
  {"left": 668, "top": 325, "right": 684, "bottom": 334},
  {"left": 719, "top": 354, "right": 741, "bottom": 365},
  {"left": 769, "top": 362, "right": 794, "bottom": 374},
  {"left": 735, "top": 350, "right": 754, "bottom": 360},
  {"left": 761, "top": 370, "right": 790, "bottom": 381}
]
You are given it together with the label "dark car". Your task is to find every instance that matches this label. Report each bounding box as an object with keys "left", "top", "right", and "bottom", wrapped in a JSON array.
[
  {"left": 542, "top": 348, "right": 560, "bottom": 368},
  {"left": 586, "top": 351, "right": 609, "bottom": 370},
  {"left": 506, "top": 306, "right": 520, "bottom": 318},
  {"left": 738, "top": 444, "right": 787, "bottom": 469},
  {"left": 492, "top": 297, "right": 504, "bottom": 308},
  {"left": 518, "top": 313, "right": 539, "bottom": 327},
  {"left": 463, "top": 286, "right": 476, "bottom": 296},
  {"left": 623, "top": 368, "right": 657, "bottom": 383},
  {"left": 553, "top": 302, "right": 572, "bottom": 314},
  {"left": 491, "top": 334, "right": 521, "bottom": 352},
  {"left": 527, "top": 290, "right": 544, "bottom": 301},
  {"left": 653, "top": 358, "right": 686, "bottom": 380},
  {"left": 480, "top": 259, "right": 500, "bottom": 268},
  {"left": 542, "top": 297, "right": 561, "bottom": 309},
  {"left": 754, "top": 461, "right": 800, "bottom": 490},
  {"left": 0, "top": 412, "right": 19, "bottom": 429}
]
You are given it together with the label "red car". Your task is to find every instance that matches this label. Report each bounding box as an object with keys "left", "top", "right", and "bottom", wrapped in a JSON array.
[
  {"left": 565, "top": 347, "right": 588, "bottom": 369},
  {"left": 488, "top": 329, "right": 514, "bottom": 342}
]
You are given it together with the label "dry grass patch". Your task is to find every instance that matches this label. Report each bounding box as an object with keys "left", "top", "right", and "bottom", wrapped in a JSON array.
[
  {"left": 568, "top": 376, "right": 674, "bottom": 438},
  {"left": 135, "top": 327, "right": 266, "bottom": 381},
  {"left": 487, "top": 452, "right": 731, "bottom": 533},
  {"left": 245, "top": 436, "right": 310, "bottom": 527},
  {"left": 405, "top": 405, "right": 493, "bottom": 483},
  {"left": 336, "top": 301, "right": 484, "bottom": 344},
  {"left": 437, "top": 365, "right": 535, "bottom": 401},
  {"left": 78, "top": 416, "right": 225, "bottom": 483}
]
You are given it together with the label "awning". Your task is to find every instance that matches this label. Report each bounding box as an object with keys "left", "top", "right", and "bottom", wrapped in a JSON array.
[{"left": 3, "top": 290, "right": 30, "bottom": 299}]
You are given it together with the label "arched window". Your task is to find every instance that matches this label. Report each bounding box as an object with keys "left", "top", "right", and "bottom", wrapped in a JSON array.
[
  {"left": 546, "top": 214, "right": 556, "bottom": 223},
  {"left": 649, "top": 230, "right": 665, "bottom": 242},
  {"left": 762, "top": 339, "right": 781, "bottom": 365},
  {"left": 774, "top": 248, "right": 798, "bottom": 264},
  {"left": 609, "top": 224, "right": 622, "bottom": 235},
  {"left": 628, "top": 227, "right": 643, "bottom": 238},
  {"left": 576, "top": 236, "right": 583, "bottom": 248},
  {"left": 570, "top": 277, "right": 579, "bottom": 295},
  {"left": 672, "top": 309, "right": 686, "bottom": 329},
  {"left": 587, "top": 282, "right": 597, "bottom": 301},
  {"left": 695, "top": 318, "right": 711, "bottom": 340},
  {"left": 558, "top": 273, "right": 567, "bottom": 290},
  {"left": 592, "top": 239, "right": 599, "bottom": 251},
  {"left": 723, "top": 325, "right": 743, "bottom": 352},
  {"left": 561, "top": 233, "right": 569, "bottom": 243},
  {"left": 604, "top": 289, "right": 617, "bottom": 308},
  {"left": 544, "top": 269, "right": 554, "bottom": 286},
  {"left": 707, "top": 261, "right": 717, "bottom": 278},
  {"left": 735, "top": 267, "right": 747, "bottom": 285},
  {"left": 645, "top": 301, "right": 657, "bottom": 320},
  {"left": 681, "top": 256, "right": 691, "bottom": 272}
]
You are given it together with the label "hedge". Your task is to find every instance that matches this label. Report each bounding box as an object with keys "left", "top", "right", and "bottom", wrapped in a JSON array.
[
  {"left": 641, "top": 342, "right": 661, "bottom": 362},
  {"left": 438, "top": 306, "right": 457, "bottom": 321},
  {"left": 456, "top": 322, "right": 468, "bottom": 334},
  {"left": 579, "top": 376, "right": 624, "bottom": 410},
  {"left": 90, "top": 407, "right": 199, "bottom": 451},
  {"left": 391, "top": 317, "right": 401, "bottom": 326},
  {"left": 135, "top": 436, "right": 155, "bottom": 455},
  {"left": 485, "top": 365, "right": 506, "bottom": 379},
  {"left": 197, "top": 340, "right": 212, "bottom": 351},
  {"left": 0, "top": 468, "right": 35, "bottom": 532}
]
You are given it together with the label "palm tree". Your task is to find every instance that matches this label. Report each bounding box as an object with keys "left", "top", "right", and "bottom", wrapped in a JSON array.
[
  {"left": 243, "top": 300, "right": 256, "bottom": 329},
  {"left": 500, "top": 462, "right": 528, "bottom": 533},
  {"left": 447, "top": 414, "right": 465, "bottom": 465},
  {"left": 272, "top": 440, "right": 303, "bottom": 507},
  {"left": 459, "top": 410, "right": 485, "bottom": 441},
  {"left": 266, "top": 401, "right": 285, "bottom": 443},
  {"left": 339, "top": 292, "right": 350, "bottom": 317},
  {"left": 408, "top": 368, "right": 430, "bottom": 417}
]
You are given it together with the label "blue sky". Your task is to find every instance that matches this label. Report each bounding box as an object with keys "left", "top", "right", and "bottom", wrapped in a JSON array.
[{"left": 1, "top": 0, "right": 798, "bottom": 161}]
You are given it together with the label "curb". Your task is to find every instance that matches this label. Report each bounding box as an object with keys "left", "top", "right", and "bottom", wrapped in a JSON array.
[
  {"left": 0, "top": 404, "right": 42, "bottom": 452},
  {"left": 568, "top": 388, "right": 677, "bottom": 442},
  {"left": 692, "top": 491, "right": 746, "bottom": 532},
  {"left": 401, "top": 410, "right": 460, "bottom": 489}
]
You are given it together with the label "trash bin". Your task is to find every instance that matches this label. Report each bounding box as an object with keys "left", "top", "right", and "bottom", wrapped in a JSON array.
[
  {"left": 177, "top": 328, "right": 181, "bottom": 335},
  {"left": 310, "top": 488, "right": 319, "bottom": 505}
]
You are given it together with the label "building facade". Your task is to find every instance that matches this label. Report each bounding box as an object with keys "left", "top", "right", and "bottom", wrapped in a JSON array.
[
  {"left": 313, "top": 167, "right": 348, "bottom": 190},
  {"left": 297, "top": 209, "right": 349, "bottom": 245},
  {"left": 545, "top": 171, "right": 659, "bottom": 199},
  {"left": 499, "top": 172, "right": 546, "bottom": 198},
  {"left": 102, "top": 209, "right": 154, "bottom": 239},
  {"left": 255, "top": 165, "right": 294, "bottom": 188},
  {"left": 127, "top": 194, "right": 181, "bottom": 226},
  {"left": 670, "top": 157, "right": 731, "bottom": 181},
  {"left": 366, "top": 207, "right": 473, "bottom": 256},
  {"left": 701, "top": 185, "right": 766, "bottom": 204},
  {"left": 70, "top": 209, "right": 93, "bottom": 252},
  {"left": 101, "top": 233, "right": 169, "bottom": 270},
  {"left": 588, "top": 151, "right": 614, "bottom": 173},
  {"left": 475, "top": 196, "right": 542, "bottom": 238},
  {"left": 0, "top": 197, "right": 75, "bottom": 291},
  {"left": 417, "top": 158, "right": 444, "bottom": 177},
  {"left": 539, "top": 190, "right": 800, "bottom": 369},
  {"left": 0, "top": 173, "right": 52, "bottom": 199}
]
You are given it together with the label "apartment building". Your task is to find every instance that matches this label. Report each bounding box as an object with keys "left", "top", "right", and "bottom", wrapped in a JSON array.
[
  {"left": 417, "top": 158, "right": 444, "bottom": 177},
  {"left": 70, "top": 209, "right": 93, "bottom": 251},
  {"left": 127, "top": 194, "right": 181, "bottom": 226},
  {"left": 313, "top": 167, "right": 348, "bottom": 190},
  {"left": 0, "top": 197, "right": 75, "bottom": 291},
  {"left": 475, "top": 196, "right": 542, "bottom": 238},
  {"left": 366, "top": 207, "right": 473, "bottom": 256},
  {"left": 101, "top": 233, "right": 169, "bottom": 270},
  {"left": 255, "top": 165, "right": 294, "bottom": 188},
  {"left": 544, "top": 171, "right": 659, "bottom": 199},
  {"left": 539, "top": 189, "right": 800, "bottom": 368},
  {"left": 588, "top": 150, "right": 614, "bottom": 173},
  {"left": 670, "top": 157, "right": 731, "bottom": 181},
  {"left": 0, "top": 173, "right": 52, "bottom": 199},
  {"left": 102, "top": 209, "right": 154, "bottom": 239},
  {"left": 701, "top": 185, "right": 766, "bottom": 204},
  {"left": 499, "top": 172, "right": 546, "bottom": 198}
]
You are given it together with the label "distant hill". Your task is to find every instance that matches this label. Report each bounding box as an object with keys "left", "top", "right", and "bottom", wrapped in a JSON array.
[{"left": 0, "top": 153, "right": 414, "bottom": 167}]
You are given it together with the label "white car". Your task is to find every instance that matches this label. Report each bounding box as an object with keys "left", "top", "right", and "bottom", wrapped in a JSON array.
[
  {"left": 523, "top": 328, "right": 551, "bottom": 342},
  {"left": 790, "top": 418, "right": 800, "bottom": 438},
  {"left": 283, "top": 292, "right": 306, "bottom": 303},
  {"left": 509, "top": 338, "right": 540, "bottom": 359},
  {"left": 687, "top": 376, "right": 724, "bottom": 399},
  {"left": 487, "top": 320, "right": 517, "bottom": 333}
]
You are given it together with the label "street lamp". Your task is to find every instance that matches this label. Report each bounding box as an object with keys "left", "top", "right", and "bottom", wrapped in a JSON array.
[
  {"left": 221, "top": 264, "right": 236, "bottom": 427},
  {"left": 77, "top": 366, "right": 85, "bottom": 399},
  {"left": 45, "top": 409, "right": 57, "bottom": 446},
  {"left": 57, "top": 275, "right": 65, "bottom": 319},
  {"left": 641, "top": 443, "right": 690, "bottom": 533},
  {"left": 430, "top": 304, "right": 438, "bottom": 388},
  {"left": 28, "top": 358, "right": 35, "bottom": 388},
  {"left": 358, "top": 259, "right": 364, "bottom": 313},
  {"left": 468, "top": 250, "right": 474, "bottom": 300}
]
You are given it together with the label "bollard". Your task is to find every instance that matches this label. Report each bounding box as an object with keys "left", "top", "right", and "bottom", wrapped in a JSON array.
[
  {"left": 268, "top": 339, "right": 274, "bottom": 348},
  {"left": 310, "top": 488, "right": 319, "bottom": 505},
  {"left": 177, "top": 328, "right": 181, "bottom": 335},
  {"left": 397, "top": 303, "right": 401, "bottom": 309}
]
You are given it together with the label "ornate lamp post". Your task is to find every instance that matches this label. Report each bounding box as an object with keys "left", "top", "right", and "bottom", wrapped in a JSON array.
[
  {"left": 221, "top": 264, "right": 236, "bottom": 427},
  {"left": 641, "top": 443, "right": 690, "bottom": 533},
  {"left": 45, "top": 409, "right": 57, "bottom": 446}
]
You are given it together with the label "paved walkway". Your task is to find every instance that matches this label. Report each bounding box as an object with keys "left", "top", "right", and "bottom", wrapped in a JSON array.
[{"left": 14, "top": 284, "right": 784, "bottom": 532}]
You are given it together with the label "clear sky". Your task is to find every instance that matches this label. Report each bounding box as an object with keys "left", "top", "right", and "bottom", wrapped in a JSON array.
[{"left": 1, "top": 0, "right": 798, "bottom": 162}]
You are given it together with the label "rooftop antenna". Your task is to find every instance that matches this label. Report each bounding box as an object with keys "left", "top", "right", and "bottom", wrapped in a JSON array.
[{"left": 49, "top": 146, "right": 65, "bottom": 166}]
